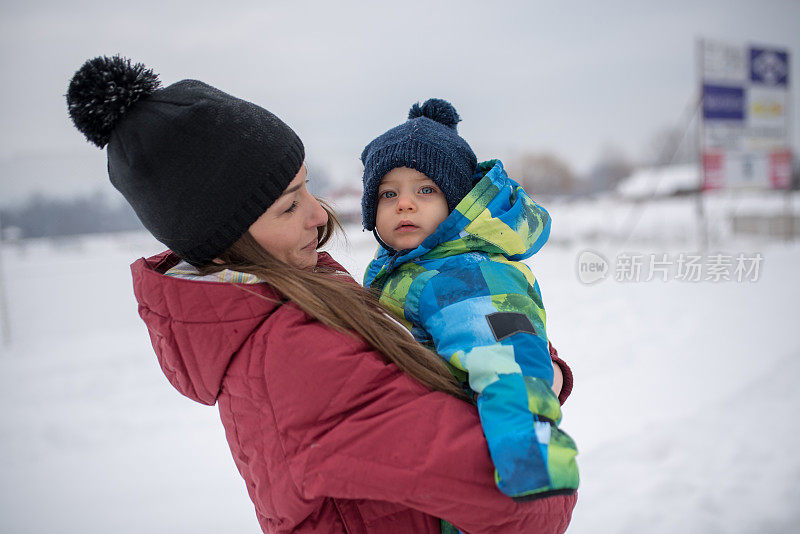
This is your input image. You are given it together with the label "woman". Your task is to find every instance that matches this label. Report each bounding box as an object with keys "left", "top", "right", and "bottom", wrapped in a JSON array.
[{"left": 67, "top": 55, "right": 576, "bottom": 533}]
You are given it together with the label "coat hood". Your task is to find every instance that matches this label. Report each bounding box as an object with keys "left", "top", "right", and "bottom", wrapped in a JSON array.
[
  {"left": 131, "top": 251, "right": 283, "bottom": 405},
  {"left": 365, "top": 159, "right": 551, "bottom": 286},
  {"left": 131, "top": 251, "right": 344, "bottom": 405}
]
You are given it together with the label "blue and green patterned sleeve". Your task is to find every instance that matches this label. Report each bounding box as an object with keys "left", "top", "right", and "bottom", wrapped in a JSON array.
[{"left": 409, "top": 259, "right": 579, "bottom": 498}]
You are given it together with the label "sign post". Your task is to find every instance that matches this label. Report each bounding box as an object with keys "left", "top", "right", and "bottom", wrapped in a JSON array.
[{"left": 696, "top": 39, "right": 709, "bottom": 251}]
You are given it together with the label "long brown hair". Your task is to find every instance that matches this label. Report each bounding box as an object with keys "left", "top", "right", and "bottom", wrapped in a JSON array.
[{"left": 198, "top": 201, "right": 468, "bottom": 400}]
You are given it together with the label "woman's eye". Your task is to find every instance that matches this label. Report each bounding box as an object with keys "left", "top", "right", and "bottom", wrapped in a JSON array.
[
  {"left": 380, "top": 191, "right": 396, "bottom": 199},
  {"left": 419, "top": 186, "right": 435, "bottom": 194},
  {"left": 284, "top": 201, "right": 298, "bottom": 214}
]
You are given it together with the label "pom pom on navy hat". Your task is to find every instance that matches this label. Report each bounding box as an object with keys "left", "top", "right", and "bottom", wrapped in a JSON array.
[{"left": 408, "top": 98, "right": 461, "bottom": 130}]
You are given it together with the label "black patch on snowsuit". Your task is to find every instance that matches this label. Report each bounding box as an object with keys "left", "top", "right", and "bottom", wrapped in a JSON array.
[{"left": 486, "top": 312, "right": 537, "bottom": 341}]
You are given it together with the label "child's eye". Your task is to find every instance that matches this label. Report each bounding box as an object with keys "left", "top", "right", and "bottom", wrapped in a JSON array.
[
  {"left": 379, "top": 191, "right": 397, "bottom": 199},
  {"left": 419, "top": 186, "right": 436, "bottom": 194},
  {"left": 284, "top": 201, "right": 298, "bottom": 214}
]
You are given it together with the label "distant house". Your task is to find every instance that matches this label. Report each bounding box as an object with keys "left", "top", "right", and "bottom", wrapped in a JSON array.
[
  {"left": 617, "top": 164, "right": 700, "bottom": 200},
  {"left": 323, "top": 186, "right": 363, "bottom": 225}
]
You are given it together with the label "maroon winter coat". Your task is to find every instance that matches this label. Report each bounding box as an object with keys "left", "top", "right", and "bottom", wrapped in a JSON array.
[{"left": 131, "top": 250, "right": 577, "bottom": 533}]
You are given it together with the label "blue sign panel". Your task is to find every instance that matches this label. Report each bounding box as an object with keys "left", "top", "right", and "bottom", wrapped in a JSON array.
[
  {"left": 750, "top": 47, "right": 789, "bottom": 86},
  {"left": 703, "top": 84, "right": 745, "bottom": 120}
]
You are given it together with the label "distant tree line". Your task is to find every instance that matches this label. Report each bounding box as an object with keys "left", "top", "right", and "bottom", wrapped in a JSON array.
[
  {"left": 0, "top": 191, "right": 143, "bottom": 240},
  {"left": 3, "top": 141, "right": 796, "bottom": 240},
  {"left": 508, "top": 149, "right": 635, "bottom": 199},
  {"left": 508, "top": 123, "right": 799, "bottom": 198}
]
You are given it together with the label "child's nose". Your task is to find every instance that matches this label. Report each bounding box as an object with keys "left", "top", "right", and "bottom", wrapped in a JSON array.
[{"left": 396, "top": 193, "right": 416, "bottom": 211}]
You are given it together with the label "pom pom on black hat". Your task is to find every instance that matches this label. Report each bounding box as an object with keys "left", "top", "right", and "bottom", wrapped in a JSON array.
[
  {"left": 67, "top": 55, "right": 160, "bottom": 148},
  {"left": 408, "top": 98, "right": 461, "bottom": 131}
]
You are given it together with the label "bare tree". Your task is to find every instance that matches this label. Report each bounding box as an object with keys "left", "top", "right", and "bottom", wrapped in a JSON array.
[
  {"left": 510, "top": 152, "right": 577, "bottom": 196},
  {"left": 587, "top": 145, "right": 634, "bottom": 192}
]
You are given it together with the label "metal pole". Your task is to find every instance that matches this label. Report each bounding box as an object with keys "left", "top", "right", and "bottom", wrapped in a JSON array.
[
  {"left": 786, "top": 48, "right": 795, "bottom": 242},
  {"left": 614, "top": 93, "right": 701, "bottom": 247},
  {"left": 696, "top": 38, "right": 709, "bottom": 252}
]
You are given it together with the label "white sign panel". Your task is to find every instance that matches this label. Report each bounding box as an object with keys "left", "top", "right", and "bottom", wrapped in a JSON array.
[{"left": 700, "top": 39, "right": 792, "bottom": 189}]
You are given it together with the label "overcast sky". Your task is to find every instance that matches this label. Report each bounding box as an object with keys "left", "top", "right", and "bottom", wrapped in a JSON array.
[{"left": 1, "top": 0, "right": 798, "bottom": 205}]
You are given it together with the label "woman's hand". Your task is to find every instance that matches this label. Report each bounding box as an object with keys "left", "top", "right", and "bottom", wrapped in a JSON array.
[{"left": 551, "top": 359, "right": 563, "bottom": 396}]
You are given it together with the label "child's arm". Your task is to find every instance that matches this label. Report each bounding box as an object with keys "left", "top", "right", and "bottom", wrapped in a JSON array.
[{"left": 409, "top": 261, "right": 579, "bottom": 499}]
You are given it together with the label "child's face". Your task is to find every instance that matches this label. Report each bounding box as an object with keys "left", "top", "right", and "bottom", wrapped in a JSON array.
[{"left": 375, "top": 167, "right": 449, "bottom": 251}]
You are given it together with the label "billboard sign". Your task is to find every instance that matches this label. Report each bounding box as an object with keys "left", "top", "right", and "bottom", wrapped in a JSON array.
[{"left": 700, "top": 40, "right": 792, "bottom": 189}]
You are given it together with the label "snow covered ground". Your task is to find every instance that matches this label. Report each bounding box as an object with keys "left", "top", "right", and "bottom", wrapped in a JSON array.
[{"left": 1, "top": 196, "right": 799, "bottom": 533}]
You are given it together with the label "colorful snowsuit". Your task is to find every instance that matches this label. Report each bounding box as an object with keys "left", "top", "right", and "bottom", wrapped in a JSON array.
[{"left": 364, "top": 159, "right": 579, "bottom": 499}]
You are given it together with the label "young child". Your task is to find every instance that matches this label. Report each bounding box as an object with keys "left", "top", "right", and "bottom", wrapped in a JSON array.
[{"left": 360, "top": 99, "right": 579, "bottom": 500}]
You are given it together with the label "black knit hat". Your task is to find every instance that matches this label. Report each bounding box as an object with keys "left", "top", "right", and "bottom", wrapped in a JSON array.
[
  {"left": 66, "top": 55, "right": 304, "bottom": 266},
  {"left": 360, "top": 98, "right": 477, "bottom": 231}
]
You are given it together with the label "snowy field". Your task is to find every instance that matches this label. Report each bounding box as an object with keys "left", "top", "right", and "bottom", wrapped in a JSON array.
[{"left": 1, "top": 195, "right": 799, "bottom": 533}]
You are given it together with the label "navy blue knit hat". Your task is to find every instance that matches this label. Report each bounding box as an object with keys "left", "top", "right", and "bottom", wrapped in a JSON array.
[{"left": 360, "top": 98, "right": 477, "bottom": 231}]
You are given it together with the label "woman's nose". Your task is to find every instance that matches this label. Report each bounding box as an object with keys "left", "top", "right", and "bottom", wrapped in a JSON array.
[{"left": 308, "top": 196, "right": 328, "bottom": 228}]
